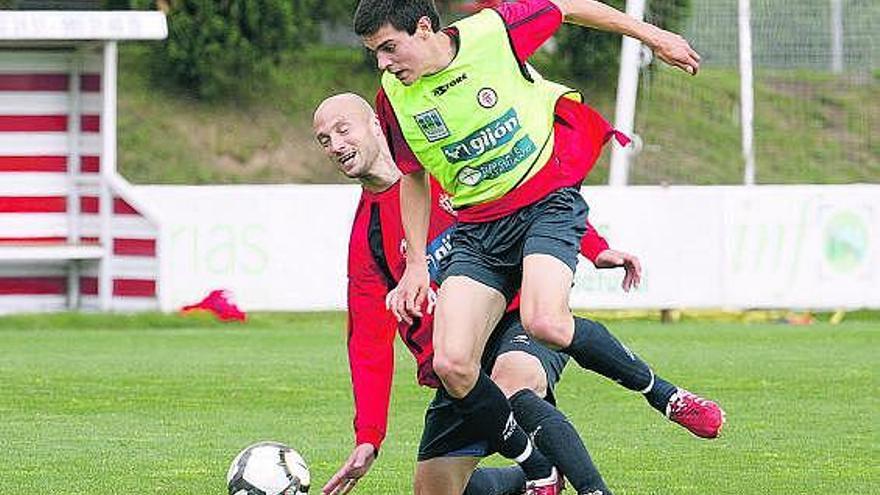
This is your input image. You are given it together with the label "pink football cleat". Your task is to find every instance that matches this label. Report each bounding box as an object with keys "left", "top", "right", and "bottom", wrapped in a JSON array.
[
  {"left": 525, "top": 467, "right": 562, "bottom": 495},
  {"left": 666, "top": 389, "right": 726, "bottom": 439}
]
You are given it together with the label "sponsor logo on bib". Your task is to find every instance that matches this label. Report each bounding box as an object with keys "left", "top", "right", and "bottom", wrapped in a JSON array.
[
  {"left": 432, "top": 73, "right": 469, "bottom": 97},
  {"left": 477, "top": 87, "right": 497, "bottom": 108},
  {"left": 414, "top": 108, "right": 450, "bottom": 142},
  {"left": 442, "top": 108, "right": 520, "bottom": 163}
]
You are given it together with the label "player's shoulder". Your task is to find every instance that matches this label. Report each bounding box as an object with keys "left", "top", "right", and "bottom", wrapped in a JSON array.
[
  {"left": 359, "top": 182, "right": 402, "bottom": 213},
  {"left": 492, "top": 0, "right": 563, "bottom": 26},
  {"left": 374, "top": 87, "right": 398, "bottom": 126},
  {"left": 375, "top": 86, "right": 391, "bottom": 109}
]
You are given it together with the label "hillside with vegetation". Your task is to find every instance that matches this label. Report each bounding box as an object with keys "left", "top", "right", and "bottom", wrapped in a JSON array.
[{"left": 116, "top": 43, "right": 878, "bottom": 186}]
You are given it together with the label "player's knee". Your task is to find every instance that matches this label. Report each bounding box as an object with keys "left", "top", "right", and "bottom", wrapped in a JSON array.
[
  {"left": 433, "top": 353, "right": 478, "bottom": 396},
  {"left": 491, "top": 353, "right": 548, "bottom": 399},
  {"left": 493, "top": 373, "right": 547, "bottom": 399},
  {"left": 521, "top": 311, "right": 570, "bottom": 348},
  {"left": 523, "top": 367, "right": 549, "bottom": 399},
  {"left": 491, "top": 373, "right": 526, "bottom": 398}
]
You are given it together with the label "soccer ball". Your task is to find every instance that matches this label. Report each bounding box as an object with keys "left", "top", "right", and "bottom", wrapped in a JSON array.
[{"left": 227, "top": 441, "right": 311, "bottom": 495}]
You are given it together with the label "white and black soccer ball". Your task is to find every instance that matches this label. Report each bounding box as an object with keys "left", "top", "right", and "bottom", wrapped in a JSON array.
[{"left": 227, "top": 441, "right": 311, "bottom": 495}]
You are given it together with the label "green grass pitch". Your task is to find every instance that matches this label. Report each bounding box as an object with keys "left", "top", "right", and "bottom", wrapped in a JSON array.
[{"left": 0, "top": 312, "right": 876, "bottom": 494}]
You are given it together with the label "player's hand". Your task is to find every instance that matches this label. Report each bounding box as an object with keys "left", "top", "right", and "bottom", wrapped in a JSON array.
[
  {"left": 425, "top": 286, "right": 438, "bottom": 315},
  {"left": 385, "top": 286, "right": 437, "bottom": 317},
  {"left": 387, "top": 261, "right": 430, "bottom": 324},
  {"left": 647, "top": 27, "right": 701, "bottom": 75},
  {"left": 595, "top": 249, "right": 642, "bottom": 292},
  {"left": 322, "top": 443, "right": 377, "bottom": 495}
]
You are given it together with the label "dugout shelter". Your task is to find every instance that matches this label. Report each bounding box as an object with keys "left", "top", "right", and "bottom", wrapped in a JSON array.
[{"left": 0, "top": 11, "right": 166, "bottom": 314}]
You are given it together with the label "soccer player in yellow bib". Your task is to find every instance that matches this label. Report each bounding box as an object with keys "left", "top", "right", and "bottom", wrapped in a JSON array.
[{"left": 353, "top": 1, "right": 718, "bottom": 493}]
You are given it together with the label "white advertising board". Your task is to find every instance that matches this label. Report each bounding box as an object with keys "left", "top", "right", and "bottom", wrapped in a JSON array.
[
  {"left": 135, "top": 184, "right": 880, "bottom": 312},
  {"left": 571, "top": 185, "right": 880, "bottom": 309},
  {"left": 137, "top": 185, "right": 358, "bottom": 311}
]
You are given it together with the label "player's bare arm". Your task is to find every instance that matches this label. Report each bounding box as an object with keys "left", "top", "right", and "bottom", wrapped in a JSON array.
[
  {"left": 549, "top": 0, "right": 701, "bottom": 75},
  {"left": 389, "top": 170, "right": 431, "bottom": 324}
]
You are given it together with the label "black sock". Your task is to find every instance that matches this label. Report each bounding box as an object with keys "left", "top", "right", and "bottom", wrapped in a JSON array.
[
  {"left": 464, "top": 466, "right": 526, "bottom": 495},
  {"left": 511, "top": 389, "right": 611, "bottom": 495},
  {"left": 564, "top": 317, "right": 678, "bottom": 417},
  {"left": 563, "top": 317, "right": 654, "bottom": 392},
  {"left": 452, "top": 372, "right": 553, "bottom": 481},
  {"left": 644, "top": 376, "right": 677, "bottom": 415}
]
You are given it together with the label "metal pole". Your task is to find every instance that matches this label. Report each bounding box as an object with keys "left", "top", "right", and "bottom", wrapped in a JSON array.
[
  {"left": 609, "top": 0, "right": 647, "bottom": 187},
  {"left": 830, "top": 0, "right": 843, "bottom": 74},
  {"left": 738, "top": 0, "right": 756, "bottom": 185}
]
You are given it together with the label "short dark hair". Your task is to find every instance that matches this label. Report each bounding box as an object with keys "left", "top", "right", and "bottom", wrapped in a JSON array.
[{"left": 354, "top": 0, "right": 441, "bottom": 37}]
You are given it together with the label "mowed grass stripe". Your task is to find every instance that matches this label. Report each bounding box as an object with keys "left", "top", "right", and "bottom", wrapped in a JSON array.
[{"left": 0, "top": 313, "right": 876, "bottom": 494}]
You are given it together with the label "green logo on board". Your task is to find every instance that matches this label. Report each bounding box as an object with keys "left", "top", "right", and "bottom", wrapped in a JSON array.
[{"left": 824, "top": 211, "right": 868, "bottom": 273}]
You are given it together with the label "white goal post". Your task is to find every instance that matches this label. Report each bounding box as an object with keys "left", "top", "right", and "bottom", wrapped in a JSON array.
[{"left": 608, "top": 0, "right": 758, "bottom": 187}]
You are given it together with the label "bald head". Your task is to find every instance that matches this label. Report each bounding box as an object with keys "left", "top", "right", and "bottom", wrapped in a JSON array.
[
  {"left": 313, "top": 93, "right": 374, "bottom": 130},
  {"left": 313, "top": 92, "right": 392, "bottom": 184}
]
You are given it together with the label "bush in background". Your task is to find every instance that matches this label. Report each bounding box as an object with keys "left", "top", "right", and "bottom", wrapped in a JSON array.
[
  {"left": 555, "top": 0, "right": 691, "bottom": 83},
  {"left": 124, "top": 0, "right": 320, "bottom": 100}
]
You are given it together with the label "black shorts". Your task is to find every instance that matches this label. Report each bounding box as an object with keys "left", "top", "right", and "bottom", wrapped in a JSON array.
[
  {"left": 439, "top": 187, "right": 589, "bottom": 302},
  {"left": 416, "top": 312, "right": 570, "bottom": 461}
]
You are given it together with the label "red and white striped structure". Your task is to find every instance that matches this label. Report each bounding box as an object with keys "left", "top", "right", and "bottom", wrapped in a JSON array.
[{"left": 0, "top": 11, "right": 167, "bottom": 314}]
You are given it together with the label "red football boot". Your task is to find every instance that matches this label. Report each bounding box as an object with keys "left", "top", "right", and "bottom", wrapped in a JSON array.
[
  {"left": 524, "top": 467, "right": 561, "bottom": 495},
  {"left": 666, "top": 389, "right": 725, "bottom": 439}
]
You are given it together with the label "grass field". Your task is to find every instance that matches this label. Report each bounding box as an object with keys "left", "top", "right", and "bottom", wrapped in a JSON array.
[{"left": 0, "top": 312, "right": 876, "bottom": 494}]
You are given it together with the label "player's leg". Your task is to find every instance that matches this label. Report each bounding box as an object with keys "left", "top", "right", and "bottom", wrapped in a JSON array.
[
  {"left": 517, "top": 188, "right": 724, "bottom": 438},
  {"left": 432, "top": 275, "right": 506, "bottom": 398},
  {"left": 414, "top": 457, "right": 479, "bottom": 495},
  {"left": 465, "top": 466, "right": 526, "bottom": 495},
  {"left": 432, "top": 276, "right": 555, "bottom": 484},
  {"left": 486, "top": 313, "right": 611, "bottom": 494},
  {"left": 418, "top": 387, "right": 530, "bottom": 495},
  {"left": 432, "top": 214, "right": 561, "bottom": 488},
  {"left": 519, "top": 252, "right": 576, "bottom": 350},
  {"left": 516, "top": 191, "right": 596, "bottom": 392},
  {"left": 520, "top": 260, "right": 724, "bottom": 438},
  {"left": 517, "top": 187, "right": 586, "bottom": 350},
  {"left": 494, "top": 352, "right": 611, "bottom": 495},
  {"left": 511, "top": 388, "right": 613, "bottom": 495},
  {"left": 519, "top": 278, "right": 724, "bottom": 439},
  {"left": 569, "top": 316, "right": 725, "bottom": 438}
]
